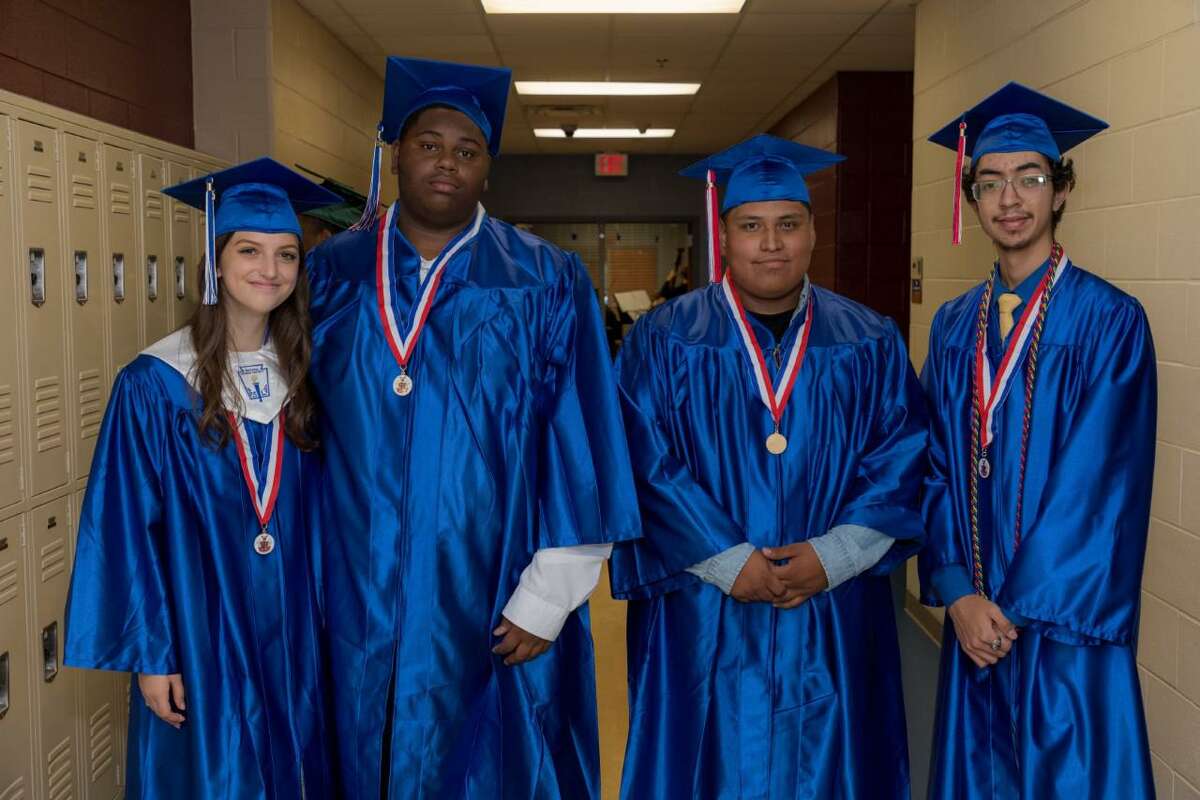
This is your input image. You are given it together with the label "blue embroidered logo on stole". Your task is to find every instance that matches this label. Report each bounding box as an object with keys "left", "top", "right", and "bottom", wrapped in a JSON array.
[{"left": 237, "top": 364, "right": 271, "bottom": 402}]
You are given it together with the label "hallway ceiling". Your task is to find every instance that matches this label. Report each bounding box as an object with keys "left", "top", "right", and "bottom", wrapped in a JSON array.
[{"left": 296, "top": 0, "right": 915, "bottom": 154}]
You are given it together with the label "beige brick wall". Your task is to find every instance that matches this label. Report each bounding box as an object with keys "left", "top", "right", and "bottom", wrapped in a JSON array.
[
  {"left": 271, "top": 0, "right": 394, "bottom": 205},
  {"left": 909, "top": 1, "right": 1200, "bottom": 796}
]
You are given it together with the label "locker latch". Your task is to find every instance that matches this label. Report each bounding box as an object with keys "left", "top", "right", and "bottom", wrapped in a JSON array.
[
  {"left": 147, "top": 255, "right": 159, "bottom": 301},
  {"left": 113, "top": 254, "right": 126, "bottom": 302},
  {"left": 29, "top": 248, "right": 45, "bottom": 307},
  {"left": 42, "top": 621, "right": 59, "bottom": 683},
  {"left": 0, "top": 651, "right": 9, "bottom": 719},
  {"left": 0, "top": 536, "right": 7, "bottom": 551},
  {"left": 175, "top": 256, "right": 186, "bottom": 299},
  {"left": 75, "top": 251, "right": 88, "bottom": 304}
]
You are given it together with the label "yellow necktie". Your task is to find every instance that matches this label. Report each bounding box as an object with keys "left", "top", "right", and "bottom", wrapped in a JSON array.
[{"left": 997, "top": 293, "right": 1022, "bottom": 339}]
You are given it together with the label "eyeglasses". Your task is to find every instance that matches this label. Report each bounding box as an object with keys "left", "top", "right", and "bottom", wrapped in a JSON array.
[{"left": 970, "top": 173, "right": 1051, "bottom": 201}]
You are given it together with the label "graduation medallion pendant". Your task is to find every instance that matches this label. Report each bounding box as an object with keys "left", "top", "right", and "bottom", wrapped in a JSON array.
[
  {"left": 766, "top": 431, "right": 788, "bottom": 455},
  {"left": 392, "top": 371, "right": 413, "bottom": 397},
  {"left": 254, "top": 528, "right": 276, "bottom": 556},
  {"left": 977, "top": 456, "right": 991, "bottom": 479}
]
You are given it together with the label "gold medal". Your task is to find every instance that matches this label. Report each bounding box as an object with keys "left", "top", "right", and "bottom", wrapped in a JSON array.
[
  {"left": 392, "top": 372, "right": 413, "bottom": 397},
  {"left": 765, "top": 431, "right": 788, "bottom": 455}
]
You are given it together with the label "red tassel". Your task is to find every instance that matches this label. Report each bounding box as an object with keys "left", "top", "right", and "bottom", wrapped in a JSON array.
[
  {"left": 706, "top": 169, "right": 723, "bottom": 283},
  {"left": 952, "top": 120, "right": 966, "bottom": 246}
]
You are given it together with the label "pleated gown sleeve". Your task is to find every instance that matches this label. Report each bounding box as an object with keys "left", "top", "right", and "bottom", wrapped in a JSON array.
[
  {"left": 64, "top": 365, "right": 177, "bottom": 675},
  {"left": 997, "top": 299, "right": 1156, "bottom": 644},
  {"left": 608, "top": 318, "right": 747, "bottom": 601}
]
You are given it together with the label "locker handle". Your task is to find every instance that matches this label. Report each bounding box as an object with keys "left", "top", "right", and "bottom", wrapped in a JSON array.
[
  {"left": 0, "top": 650, "right": 8, "bottom": 719},
  {"left": 30, "top": 248, "right": 46, "bottom": 307},
  {"left": 42, "top": 621, "right": 59, "bottom": 683},
  {"left": 0, "top": 536, "right": 7, "bottom": 551}
]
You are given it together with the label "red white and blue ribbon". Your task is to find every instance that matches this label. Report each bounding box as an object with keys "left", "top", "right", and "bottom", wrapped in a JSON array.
[
  {"left": 375, "top": 201, "right": 485, "bottom": 372},
  {"left": 721, "top": 275, "right": 813, "bottom": 429},
  {"left": 706, "top": 168, "right": 724, "bottom": 283},
  {"left": 228, "top": 410, "right": 285, "bottom": 531},
  {"left": 973, "top": 252, "right": 1070, "bottom": 450}
]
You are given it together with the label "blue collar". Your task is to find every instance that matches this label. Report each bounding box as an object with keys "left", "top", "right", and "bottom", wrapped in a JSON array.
[{"left": 992, "top": 256, "right": 1051, "bottom": 308}]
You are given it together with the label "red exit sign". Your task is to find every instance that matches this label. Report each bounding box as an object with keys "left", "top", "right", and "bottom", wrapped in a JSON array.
[{"left": 595, "top": 153, "right": 628, "bottom": 177}]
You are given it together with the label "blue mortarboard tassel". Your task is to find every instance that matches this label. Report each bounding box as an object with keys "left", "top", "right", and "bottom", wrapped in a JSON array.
[
  {"left": 705, "top": 168, "right": 723, "bottom": 284},
  {"left": 203, "top": 179, "right": 218, "bottom": 305},
  {"left": 350, "top": 126, "right": 384, "bottom": 232}
]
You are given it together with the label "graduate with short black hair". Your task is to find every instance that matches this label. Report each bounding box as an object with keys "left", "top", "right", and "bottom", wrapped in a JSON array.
[
  {"left": 305, "top": 57, "right": 641, "bottom": 799},
  {"left": 920, "top": 82, "right": 1157, "bottom": 799},
  {"left": 611, "top": 134, "right": 929, "bottom": 799}
]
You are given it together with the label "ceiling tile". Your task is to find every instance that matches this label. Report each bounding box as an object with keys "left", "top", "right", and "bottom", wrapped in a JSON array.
[
  {"left": 736, "top": 13, "right": 871, "bottom": 37},
  {"left": 610, "top": 13, "right": 740, "bottom": 36},
  {"left": 351, "top": 13, "right": 488, "bottom": 36},
  {"left": 483, "top": 13, "right": 609, "bottom": 35}
]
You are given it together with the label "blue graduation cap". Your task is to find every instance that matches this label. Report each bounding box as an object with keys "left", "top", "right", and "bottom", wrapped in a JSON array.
[
  {"left": 681, "top": 134, "right": 844, "bottom": 283},
  {"left": 352, "top": 56, "right": 512, "bottom": 231},
  {"left": 163, "top": 157, "right": 342, "bottom": 305},
  {"left": 929, "top": 81, "right": 1108, "bottom": 162},
  {"left": 680, "top": 134, "right": 844, "bottom": 213},
  {"left": 928, "top": 82, "right": 1108, "bottom": 244}
]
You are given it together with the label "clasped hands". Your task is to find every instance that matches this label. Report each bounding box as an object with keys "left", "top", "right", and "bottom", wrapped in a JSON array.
[
  {"left": 947, "top": 594, "right": 1020, "bottom": 668},
  {"left": 730, "top": 543, "right": 828, "bottom": 609}
]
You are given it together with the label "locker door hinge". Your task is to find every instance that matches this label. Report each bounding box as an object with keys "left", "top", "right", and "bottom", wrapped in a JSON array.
[{"left": 19, "top": 518, "right": 26, "bottom": 548}]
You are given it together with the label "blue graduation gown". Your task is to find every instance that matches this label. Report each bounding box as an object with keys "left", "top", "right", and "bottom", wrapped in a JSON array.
[
  {"left": 610, "top": 284, "right": 928, "bottom": 800},
  {"left": 64, "top": 356, "right": 333, "bottom": 799},
  {"left": 306, "top": 210, "right": 641, "bottom": 799},
  {"left": 918, "top": 263, "right": 1157, "bottom": 799}
]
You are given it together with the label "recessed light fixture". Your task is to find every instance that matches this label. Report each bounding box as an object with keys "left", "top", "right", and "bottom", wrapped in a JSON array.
[
  {"left": 534, "top": 128, "right": 676, "bottom": 138},
  {"left": 484, "top": 0, "right": 744, "bottom": 12},
  {"left": 516, "top": 82, "right": 701, "bottom": 96}
]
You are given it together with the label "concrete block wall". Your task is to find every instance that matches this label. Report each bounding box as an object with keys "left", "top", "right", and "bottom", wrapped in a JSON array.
[
  {"left": 908, "top": 1, "right": 1200, "bottom": 796},
  {"left": 271, "top": 0, "right": 393, "bottom": 203}
]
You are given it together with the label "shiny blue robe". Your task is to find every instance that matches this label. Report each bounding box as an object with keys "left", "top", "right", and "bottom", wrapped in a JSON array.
[
  {"left": 918, "top": 262, "right": 1157, "bottom": 799},
  {"left": 610, "top": 284, "right": 929, "bottom": 800},
  {"left": 64, "top": 356, "right": 333, "bottom": 799},
  {"left": 306, "top": 212, "right": 641, "bottom": 799}
]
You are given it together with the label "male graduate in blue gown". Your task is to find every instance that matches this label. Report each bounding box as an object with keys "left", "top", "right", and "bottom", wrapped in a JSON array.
[
  {"left": 610, "top": 135, "right": 929, "bottom": 800},
  {"left": 919, "top": 83, "right": 1158, "bottom": 799},
  {"left": 304, "top": 57, "right": 641, "bottom": 799}
]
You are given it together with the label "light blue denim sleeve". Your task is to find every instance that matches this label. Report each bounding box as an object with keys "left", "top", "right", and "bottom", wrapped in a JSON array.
[
  {"left": 686, "top": 543, "right": 757, "bottom": 595},
  {"left": 807, "top": 525, "right": 895, "bottom": 590}
]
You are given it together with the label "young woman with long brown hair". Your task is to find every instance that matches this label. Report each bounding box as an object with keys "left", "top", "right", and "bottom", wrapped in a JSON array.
[{"left": 63, "top": 159, "right": 341, "bottom": 799}]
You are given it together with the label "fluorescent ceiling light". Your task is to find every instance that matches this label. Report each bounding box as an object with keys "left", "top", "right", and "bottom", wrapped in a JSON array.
[
  {"left": 535, "top": 128, "right": 675, "bottom": 138},
  {"left": 516, "top": 81, "right": 701, "bottom": 96},
  {"left": 484, "top": 0, "right": 744, "bottom": 12}
]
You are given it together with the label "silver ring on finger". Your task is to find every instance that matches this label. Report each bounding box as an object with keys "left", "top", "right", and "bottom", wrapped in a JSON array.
[{"left": 990, "top": 637, "right": 1002, "bottom": 652}]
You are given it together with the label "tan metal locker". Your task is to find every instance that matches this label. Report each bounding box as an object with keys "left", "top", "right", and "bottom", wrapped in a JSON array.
[
  {"left": 103, "top": 144, "right": 139, "bottom": 376},
  {"left": 0, "top": 114, "right": 25, "bottom": 512},
  {"left": 71, "top": 489, "right": 118, "bottom": 800},
  {"left": 166, "top": 161, "right": 195, "bottom": 332},
  {"left": 0, "top": 514, "right": 34, "bottom": 800},
  {"left": 62, "top": 134, "right": 108, "bottom": 482},
  {"left": 15, "top": 118, "right": 69, "bottom": 499},
  {"left": 28, "top": 497, "right": 80, "bottom": 800},
  {"left": 139, "top": 154, "right": 170, "bottom": 346}
]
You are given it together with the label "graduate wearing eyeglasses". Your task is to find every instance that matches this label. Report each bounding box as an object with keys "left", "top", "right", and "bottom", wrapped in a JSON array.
[
  {"left": 610, "top": 135, "right": 929, "bottom": 799},
  {"left": 919, "top": 83, "right": 1157, "bottom": 799}
]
